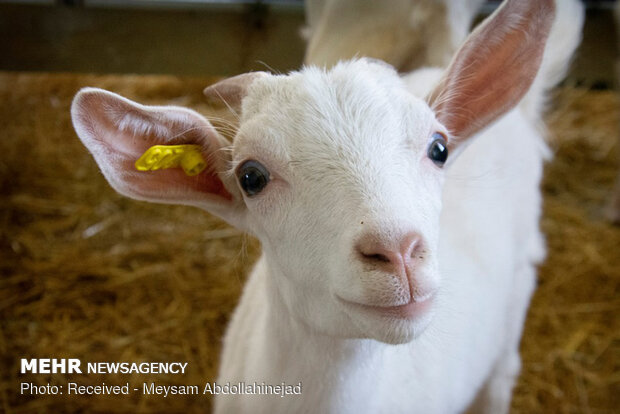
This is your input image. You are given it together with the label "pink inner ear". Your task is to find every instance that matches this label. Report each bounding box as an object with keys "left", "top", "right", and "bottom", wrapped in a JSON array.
[
  {"left": 100, "top": 108, "right": 233, "bottom": 201},
  {"left": 428, "top": 0, "right": 555, "bottom": 144},
  {"left": 118, "top": 160, "right": 233, "bottom": 202},
  {"left": 73, "top": 88, "right": 234, "bottom": 206}
]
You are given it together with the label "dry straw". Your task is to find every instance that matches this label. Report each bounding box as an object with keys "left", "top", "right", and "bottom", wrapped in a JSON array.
[{"left": 0, "top": 73, "right": 617, "bottom": 413}]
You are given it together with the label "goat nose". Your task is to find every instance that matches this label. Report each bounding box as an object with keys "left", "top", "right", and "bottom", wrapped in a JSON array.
[{"left": 356, "top": 232, "right": 421, "bottom": 273}]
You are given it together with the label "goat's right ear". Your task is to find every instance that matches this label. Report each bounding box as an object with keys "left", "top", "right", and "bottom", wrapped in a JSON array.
[
  {"left": 203, "top": 72, "right": 268, "bottom": 112},
  {"left": 71, "top": 87, "right": 248, "bottom": 229},
  {"left": 428, "top": 0, "right": 555, "bottom": 148}
]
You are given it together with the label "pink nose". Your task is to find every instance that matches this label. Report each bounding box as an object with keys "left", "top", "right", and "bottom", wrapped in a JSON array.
[{"left": 355, "top": 231, "right": 423, "bottom": 275}]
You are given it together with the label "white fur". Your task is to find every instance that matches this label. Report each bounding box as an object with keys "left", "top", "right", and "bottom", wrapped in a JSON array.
[
  {"left": 214, "top": 61, "right": 542, "bottom": 414},
  {"left": 216, "top": 3, "right": 582, "bottom": 413}
]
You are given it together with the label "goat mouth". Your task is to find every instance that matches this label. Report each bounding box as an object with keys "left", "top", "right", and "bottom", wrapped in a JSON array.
[{"left": 338, "top": 293, "right": 435, "bottom": 320}]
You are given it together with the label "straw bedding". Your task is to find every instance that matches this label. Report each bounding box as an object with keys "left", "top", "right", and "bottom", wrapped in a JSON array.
[{"left": 0, "top": 72, "right": 618, "bottom": 413}]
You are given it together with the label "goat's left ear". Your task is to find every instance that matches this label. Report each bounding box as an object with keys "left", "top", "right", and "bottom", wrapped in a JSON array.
[
  {"left": 71, "top": 88, "right": 248, "bottom": 229},
  {"left": 428, "top": 0, "right": 555, "bottom": 148}
]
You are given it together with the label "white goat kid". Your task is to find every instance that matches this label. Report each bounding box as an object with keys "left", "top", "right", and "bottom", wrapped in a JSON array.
[{"left": 72, "top": 0, "right": 558, "bottom": 412}]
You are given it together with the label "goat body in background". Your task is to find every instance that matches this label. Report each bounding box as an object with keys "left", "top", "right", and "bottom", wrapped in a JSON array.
[{"left": 304, "top": 0, "right": 485, "bottom": 71}]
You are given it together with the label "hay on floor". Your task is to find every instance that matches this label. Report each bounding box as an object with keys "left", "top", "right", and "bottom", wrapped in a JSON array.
[{"left": 0, "top": 73, "right": 618, "bottom": 413}]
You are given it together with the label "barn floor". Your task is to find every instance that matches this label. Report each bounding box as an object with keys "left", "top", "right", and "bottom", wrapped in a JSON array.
[{"left": 0, "top": 72, "right": 618, "bottom": 413}]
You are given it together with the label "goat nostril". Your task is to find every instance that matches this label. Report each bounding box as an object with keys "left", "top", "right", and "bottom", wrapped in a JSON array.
[
  {"left": 364, "top": 253, "right": 391, "bottom": 263},
  {"left": 404, "top": 237, "right": 421, "bottom": 261}
]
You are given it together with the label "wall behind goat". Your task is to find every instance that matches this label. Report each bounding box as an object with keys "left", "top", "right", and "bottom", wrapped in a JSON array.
[
  {"left": 0, "top": 2, "right": 306, "bottom": 76},
  {"left": 0, "top": 1, "right": 617, "bottom": 86}
]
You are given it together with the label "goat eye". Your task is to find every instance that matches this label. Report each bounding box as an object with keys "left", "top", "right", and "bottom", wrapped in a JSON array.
[
  {"left": 238, "top": 160, "right": 270, "bottom": 196},
  {"left": 427, "top": 132, "right": 448, "bottom": 167}
]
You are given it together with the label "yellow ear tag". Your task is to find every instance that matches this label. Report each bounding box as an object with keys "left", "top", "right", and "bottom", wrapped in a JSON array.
[{"left": 135, "top": 145, "right": 207, "bottom": 176}]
